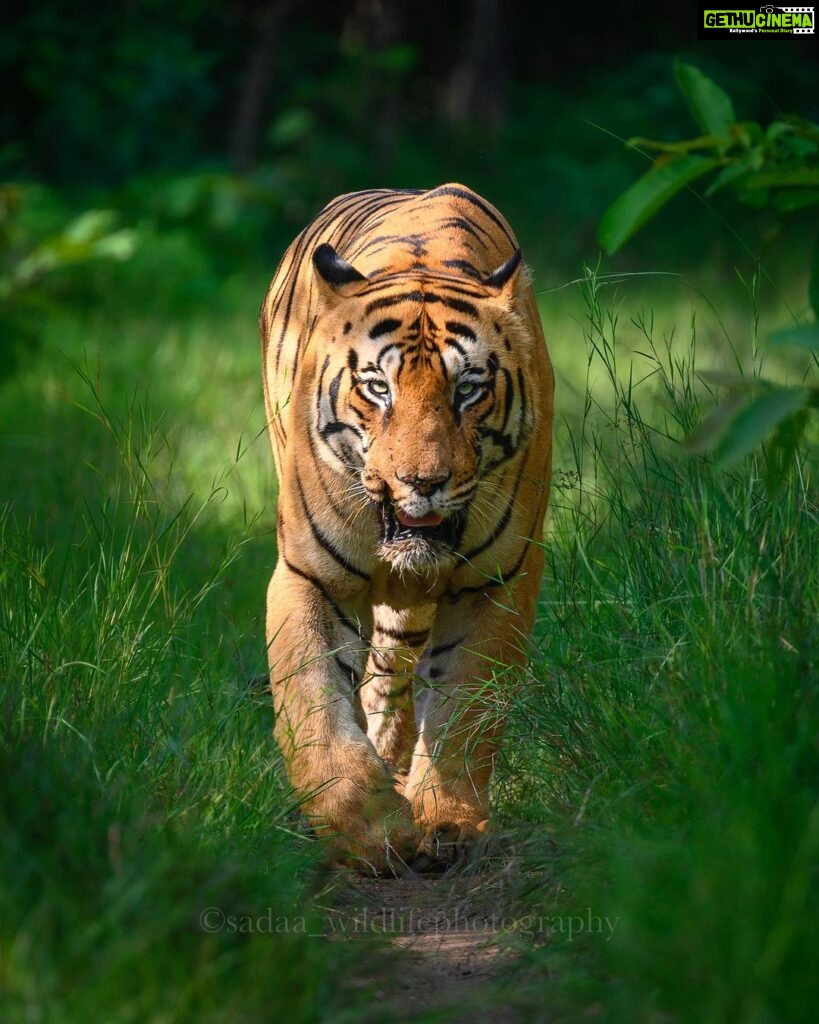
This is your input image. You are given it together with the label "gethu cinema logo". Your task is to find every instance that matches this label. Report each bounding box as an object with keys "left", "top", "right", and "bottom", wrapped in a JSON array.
[{"left": 704, "top": 7, "right": 814, "bottom": 29}]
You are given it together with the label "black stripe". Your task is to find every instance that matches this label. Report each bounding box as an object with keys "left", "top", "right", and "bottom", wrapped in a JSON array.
[
  {"left": 335, "top": 655, "right": 362, "bottom": 687},
  {"left": 427, "top": 638, "right": 465, "bottom": 658},
  {"left": 376, "top": 341, "right": 404, "bottom": 367},
  {"left": 445, "top": 321, "right": 477, "bottom": 341},
  {"left": 337, "top": 195, "right": 405, "bottom": 255},
  {"left": 371, "top": 650, "right": 393, "bottom": 674},
  {"left": 349, "top": 233, "right": 391, "bottom": 257},
  {"left": 365, "top": 291, "right": 426, "bottom": 314},
  {"left": 444, "top": 337, "right": 467, "bottom": 356},
  {"left": 283, "top": 556, "right": 366, "bottom": 639},
  {"left": 341, "top": 192, "right": 423, "bottom": 255},
  {"left": 373, "top": 626, "right": 430, "bottom": 646},
  {"left": 499, "top": 367, "right": 514, "bottom": 434},
  {"left": 462, "top": 460, "right": 526, "bottom": 561},
  {"left": 366, "top": 679, "right": 413, "bottom": 701},
  {"left": 446, "top": 522, "right": 537, "bottom": 602},
  {"left": 296, "top": 474, "right": 370, "bottom": 580},
  {"left": 354, "top": 388, "right": 381, "bottom": 412},
  {"left": 316, "top": 354, "right": 331, "bottom": 415},
  {"left": 369, "top": 318, "right": 402, "bottom": 339},
  {"left": 321, "top": 419, "right": 363, "bottom": 440},
  {"left": 442, "top": 258, "right": 481, "bottom": 279},
  {"left": 517, "top": 367, "right": 527, "bottom": 439},
  {"left": 438, "top": 216, "right": 489, "bottom": 242},
  {"left": 305, "top": 427, "right": 351, "bottom": 519},
  {"left": 272, "top": 416, "right": 287, "bottom": 449},
  {"left": 442, "top": 296, "right": 479, "bottom": 317},
  {"left": 358, "top": 276, "right": 487, "bottom": 300},
  {"left": 430, "top": 186, "right": 515, "bottom": 247},
  {"left": 480, "top": 427, "right": 516, "bottom": 460},
  {"left": 364, "top": 290, "right": 479, "bottom": 319},
  {"left": 328, "top": 366, "right": 344, "bottom": 419},
  {"left": 427, "top": 281, "right": 488, "bottom": 300}
]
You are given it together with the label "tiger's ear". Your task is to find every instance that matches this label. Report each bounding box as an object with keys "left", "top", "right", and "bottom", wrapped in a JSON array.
[
  {"left": 313, "top": 243, "right": 369, "bottom": 296},
  {"left": 483, "top": 248, "right": 523, "bottom": 298}
]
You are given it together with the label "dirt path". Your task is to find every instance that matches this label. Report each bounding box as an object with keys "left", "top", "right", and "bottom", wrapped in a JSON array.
[{"left": 329, "top": 869, "right": 544, "bottom": 1022}]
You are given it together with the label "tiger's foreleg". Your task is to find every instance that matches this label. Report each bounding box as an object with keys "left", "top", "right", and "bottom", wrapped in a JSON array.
[
  {"left": 266, "top": 563, "right": 419, "bottom": 873},
  {"left": 404, "top": 551, "right": 543, "bottom": 865},
  {"left": 358, "top": 605, "right": 434, "bottom": 774}
]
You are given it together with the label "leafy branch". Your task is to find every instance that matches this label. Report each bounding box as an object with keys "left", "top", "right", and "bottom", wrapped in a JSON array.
[{"left": 598, "top": 61, "right": 819, "bottom": 480}]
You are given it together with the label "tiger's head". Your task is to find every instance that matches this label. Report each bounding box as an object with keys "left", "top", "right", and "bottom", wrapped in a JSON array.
[{"left": 308, "top": 243, "right": 535, "bottom": 574}]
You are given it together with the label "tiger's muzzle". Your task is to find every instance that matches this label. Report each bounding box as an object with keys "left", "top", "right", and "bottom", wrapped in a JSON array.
[{"left": 374, "top": 499, "right": 467, "bottom": 572}]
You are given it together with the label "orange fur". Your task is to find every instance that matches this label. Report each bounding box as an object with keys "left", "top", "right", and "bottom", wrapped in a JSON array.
[{"left": 260, "top": 184, "right": 553, "bottom": 873}]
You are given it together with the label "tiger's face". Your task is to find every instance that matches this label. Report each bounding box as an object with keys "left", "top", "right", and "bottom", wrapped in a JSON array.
[{"left": 309, "top": 244, "right": 533, "bottom": 572}]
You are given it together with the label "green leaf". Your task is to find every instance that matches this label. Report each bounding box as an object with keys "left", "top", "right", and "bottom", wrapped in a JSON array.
[
  {"left": 730, "top": 121, "right": 763, "bottom": 150},
  {"left": 89, "top": 230, "right": 138, "bottom": 262},
  {"left": 764, "top": 407, "right": 809, "bottom": 492},
  {"left": 626, "top": 134, "right": 726, "bottom": 156},
  {"left": 765, "top": 120, "right": 793, "bottom": 142},
  {"left": 63, "top": 209, "right": 119, "bottom": 244},
  {"left": 704, "top": 159, "right": 753, "bottom": 198},
  {"left": 743, "top": 169, "right": 819, "bottom": 189},
  {"left": 598, "top": 155, "right": 721, "bottom": 253},
  {"left": 811, "top": 230, "right": 819, "bottom": 323},
  {"left": 675, "top": 62, "right": 736, "bottom": 151},
  {"left": 685, "top": 392, "right": 751, "bottom": 455},
  {"left": 769, "top": 324, "right": 819, "bottom": 351},
  {"left": 713, "top": 386, "right": 812, "bottom": 468}
]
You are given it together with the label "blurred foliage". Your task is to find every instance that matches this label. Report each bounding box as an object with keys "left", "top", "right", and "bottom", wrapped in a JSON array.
[
  {"left": 598, "top": 61, "right": 819, "bottom": 487},
  {"left": 1, "top": 0, "right": 229, "bottom": 184},
  {"left": 1, "top": 4, "right": 817, "bottom": 412},
  {"left": 2, "top": 2, "right": 815, "bottom": 184},
  {"left": 599, "top": 61, "right": 819, "bottom": 254},
  {"left": 2, "top": 3, "right": 816, "bottom": 228},
  {"left": 0, "top": 184, "right": 136, "bottom": 379}
]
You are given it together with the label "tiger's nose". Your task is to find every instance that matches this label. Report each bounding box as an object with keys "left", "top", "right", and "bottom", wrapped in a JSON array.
[{"left": 396, "top": 471, "right": 450, "bottom": 496}]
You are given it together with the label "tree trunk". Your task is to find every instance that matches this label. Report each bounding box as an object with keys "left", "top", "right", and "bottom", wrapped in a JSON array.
[
  {"left": 229, "top": 0, "right": 296, "bottom": 174},
  {"left": 440, "top": 0, "right": 505, "bottom": 128}
]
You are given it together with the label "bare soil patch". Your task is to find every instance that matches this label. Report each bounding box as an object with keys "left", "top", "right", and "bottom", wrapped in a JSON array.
[{"left": 328, "top": 868, "right": 547, "bottom": 1023}]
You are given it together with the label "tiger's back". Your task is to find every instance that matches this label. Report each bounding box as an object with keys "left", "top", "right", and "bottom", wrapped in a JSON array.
[{"left": 260, "top": 184, "right": 553, "bottom": 873}]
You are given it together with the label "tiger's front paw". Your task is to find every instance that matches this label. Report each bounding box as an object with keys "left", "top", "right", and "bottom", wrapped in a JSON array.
[
  {"left": 409, "top": 818, "right": 493, "bottom": 873},
  {"left": 324, "top": 792, "right": 422, "bottom": 876}
]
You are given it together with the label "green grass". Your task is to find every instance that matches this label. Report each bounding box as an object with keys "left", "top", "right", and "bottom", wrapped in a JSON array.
[
  {"left": 1, "top": 243, "right": 817, "bottom": 1021},
  {"left": 0, "top": 303, "right": 361, "bottom": 1022},
  {"left": 500, "top": 269, "right": 819, "bottom": 1022}
]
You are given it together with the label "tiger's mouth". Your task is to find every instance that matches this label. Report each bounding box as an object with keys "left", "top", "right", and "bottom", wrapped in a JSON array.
[{"left": 376, "top": 501, "right": 463, "bottom": 550}]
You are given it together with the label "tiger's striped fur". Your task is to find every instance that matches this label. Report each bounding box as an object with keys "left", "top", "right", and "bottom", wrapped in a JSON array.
[{"left": 261, "top": 184, "right": 553, "bottom": 873}]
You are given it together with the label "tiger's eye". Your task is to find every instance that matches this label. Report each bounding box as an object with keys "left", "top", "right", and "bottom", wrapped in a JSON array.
[
  {"left": 367, "top": 379, "right": 390, "bottom": 396},
  {"left": 456, "top": 381, "right": 480, "bottom": 398}
]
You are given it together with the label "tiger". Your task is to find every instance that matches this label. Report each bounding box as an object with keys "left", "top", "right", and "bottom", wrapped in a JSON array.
[{"left": 260, "top": 183, "right": 554, "bottom": 873}]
